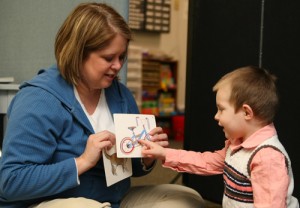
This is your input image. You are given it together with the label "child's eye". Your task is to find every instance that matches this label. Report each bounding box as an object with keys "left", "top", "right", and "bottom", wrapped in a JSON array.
[{"left": 217, "top": 107, "right": 224, "bottom": 112}]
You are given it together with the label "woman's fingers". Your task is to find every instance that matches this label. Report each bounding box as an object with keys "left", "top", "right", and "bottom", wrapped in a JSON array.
[
  {"left": 148, "top": 127, "right": 169, "bottom": 148},
  {"left": 81, "top": 131, "right": 116, "bottom": 167},
  {"left": 94, "top": 130, "right": 116, "bottom": 145}
]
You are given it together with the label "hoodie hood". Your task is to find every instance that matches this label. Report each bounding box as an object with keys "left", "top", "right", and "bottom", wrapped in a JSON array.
[{"left": 20, "top": 65, "right": 76, "bottom": 110}]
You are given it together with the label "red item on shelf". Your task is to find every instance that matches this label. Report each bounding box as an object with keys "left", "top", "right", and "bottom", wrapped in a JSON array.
[{"left": 172, "top": 115, "right": 185, "bottom": 141}]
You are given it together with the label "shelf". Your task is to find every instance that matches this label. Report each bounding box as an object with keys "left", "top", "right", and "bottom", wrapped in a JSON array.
[
  {"left": 127, "top": 45, "right": 143, "bottom": 110},
  {"left": 126, "top": 45, "right": 178, "bottom": 117},
  {"left": 141, "top": 58, "right": 177, "bottom": 117}
]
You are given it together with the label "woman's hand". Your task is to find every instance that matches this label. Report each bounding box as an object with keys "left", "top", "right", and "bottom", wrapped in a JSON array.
[
  {"left": 76, "top": 130, "right": 115, "bottom": 175},
  {"left": 141, "top": 126, "right": 169, "bottom": 166},
  {"left": 148, "top": 126, "right": 169, "bottom": 147}
]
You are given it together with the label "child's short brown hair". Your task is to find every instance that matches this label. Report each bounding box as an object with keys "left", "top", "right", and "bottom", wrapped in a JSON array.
[{"left": 213, "top": 66, "right": 278, "bottom": 124}]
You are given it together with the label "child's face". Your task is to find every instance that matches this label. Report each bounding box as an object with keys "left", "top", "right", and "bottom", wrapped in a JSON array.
[{"left": 214, "top": 84, "right": 247, "bottom": 143}]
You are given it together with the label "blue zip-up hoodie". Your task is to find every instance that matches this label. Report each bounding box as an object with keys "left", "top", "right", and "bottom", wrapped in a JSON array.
[{"left": 0, "top": 65, "right": 150, "bottom": 208}]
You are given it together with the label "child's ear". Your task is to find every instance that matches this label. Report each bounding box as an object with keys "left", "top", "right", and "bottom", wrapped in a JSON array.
[{"left": 242, "top": 104, "right": 253, "bottom": 120}]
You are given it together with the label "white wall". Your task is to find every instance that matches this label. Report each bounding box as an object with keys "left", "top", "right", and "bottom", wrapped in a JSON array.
[
  {"left": 131, "top": 0, "right": 189, "bottom": 112},
  {"left": 0, "top": 0, "right": 129, "bottom": 84}
]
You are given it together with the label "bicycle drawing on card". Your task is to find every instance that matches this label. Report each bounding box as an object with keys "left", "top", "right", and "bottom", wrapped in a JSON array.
[{"left": 120, "top": 116, "right": 151, "bottom": 154}]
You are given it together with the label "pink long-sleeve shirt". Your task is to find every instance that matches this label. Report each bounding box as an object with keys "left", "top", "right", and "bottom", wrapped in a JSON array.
[{"left": 163, "top": 124, "right": 296, "bottom": 207}]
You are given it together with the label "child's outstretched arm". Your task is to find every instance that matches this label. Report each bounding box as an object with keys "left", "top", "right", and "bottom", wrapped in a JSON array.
[
  {"left": 139, "top": 139, "right": 167, "bottom": 161},
  {"left": 141, "top": 126, "right": 169, "bottom": 167}
]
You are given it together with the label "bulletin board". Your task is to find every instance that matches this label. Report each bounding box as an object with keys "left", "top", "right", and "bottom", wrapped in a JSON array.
[{"left": 129, "top": 0, "right": 171, "bottom": 33}]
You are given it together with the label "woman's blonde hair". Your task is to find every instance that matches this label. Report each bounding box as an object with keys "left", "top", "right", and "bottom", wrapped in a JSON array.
[
  {"left": 213, "top": 66, "right": 279, "bottom": 124},
  {"left": 54, "top": 3, "right": 132, "bottom": 85}
]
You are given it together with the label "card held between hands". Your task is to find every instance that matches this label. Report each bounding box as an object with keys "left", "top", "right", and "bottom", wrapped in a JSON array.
[{"left": 114, "top": 114, "right": 156, "bottom": 158}]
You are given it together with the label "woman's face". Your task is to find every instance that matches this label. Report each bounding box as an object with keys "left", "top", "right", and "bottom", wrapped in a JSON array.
[{"left": 80, "top": 34, "right": 127, "bottom": 90}]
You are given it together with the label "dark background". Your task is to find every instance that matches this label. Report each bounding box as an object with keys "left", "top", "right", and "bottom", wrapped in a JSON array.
[{"left": 184, "top": 0, "right": 300, "bottom": 203}]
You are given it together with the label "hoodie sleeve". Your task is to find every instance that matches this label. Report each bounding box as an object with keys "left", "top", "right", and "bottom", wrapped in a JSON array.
[{"left": 0, "top": 86, "right": 79, "bottom": 201}]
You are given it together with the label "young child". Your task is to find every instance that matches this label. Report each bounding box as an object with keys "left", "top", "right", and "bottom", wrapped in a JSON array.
[{"left": 139, "top": 66, "right": 299, "bottom": 208}]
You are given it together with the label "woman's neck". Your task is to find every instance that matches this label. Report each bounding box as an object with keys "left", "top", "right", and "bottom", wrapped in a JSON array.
[{"left": 76, "top": 83, "right": 101, "bottom": 115}]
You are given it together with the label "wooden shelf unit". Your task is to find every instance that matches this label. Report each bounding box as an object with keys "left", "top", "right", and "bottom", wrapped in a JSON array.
[
  {"left": 126, "top": 48, "right": 179, "bottom": 139},
  {"left": 141, "top": 58, "right": 177, "bottom": 116},
  {"left": 141, "top": 58, "right": 178, "bottom": 139}
]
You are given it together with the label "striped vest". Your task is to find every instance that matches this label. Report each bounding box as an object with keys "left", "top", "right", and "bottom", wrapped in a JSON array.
[{"left": 222, "top": 136, "right": 298, "bottom": 208}]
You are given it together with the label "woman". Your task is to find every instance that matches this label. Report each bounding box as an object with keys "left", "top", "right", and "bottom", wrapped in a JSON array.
[{"left": 0, "top": 3, "right": 204, "bottom": 208}]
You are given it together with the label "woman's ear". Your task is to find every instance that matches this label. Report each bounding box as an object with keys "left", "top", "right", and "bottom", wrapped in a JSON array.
[{"left": 242, "top": 104, "right": 253, "bottom": 120}]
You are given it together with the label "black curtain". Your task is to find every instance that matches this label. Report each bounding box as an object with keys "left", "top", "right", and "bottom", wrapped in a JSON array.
[{"left": 184, "top": 0, "right": 300, "bottom": 203}]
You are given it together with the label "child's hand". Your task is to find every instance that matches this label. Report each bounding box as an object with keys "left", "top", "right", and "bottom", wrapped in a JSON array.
[{"left": 139, "top": 139, "right": 166, "bottom": 161}]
